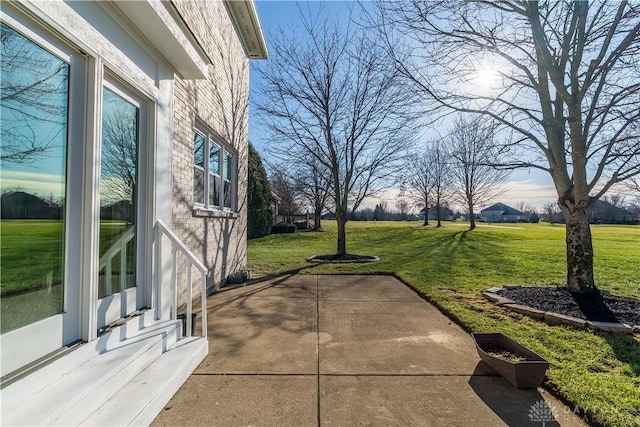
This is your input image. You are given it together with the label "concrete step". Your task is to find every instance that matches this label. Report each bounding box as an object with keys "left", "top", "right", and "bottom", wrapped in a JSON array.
[
  {"left": 82, "top": 336, "right": 208, "bottom": 426},
  {"left": 1, "top": 318, "right": 182, "bottom": 426}
]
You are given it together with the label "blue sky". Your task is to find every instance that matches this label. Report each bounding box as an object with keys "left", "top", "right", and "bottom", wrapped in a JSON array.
[{"left": 250, "top": 1, "right": 557, "bottom": 210}]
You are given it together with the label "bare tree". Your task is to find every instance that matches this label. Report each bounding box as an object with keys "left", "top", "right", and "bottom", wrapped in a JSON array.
[
  {"left": 405, "top": 151, "right": 435, "bottom": 226},
  {"left": 395, "top": 183, "right": 410, "bottom": 220},
  {"left": 543, "top": 202, "right": 560, "bottom": 224},
  {"left": 1, "top": 22, "right": 68, "bottom": 165},
  {"left": 516, "top": 201, "right": 535, "bottom": 221},
  {"left": 100, "top": 104, "right": 137, "bottom": 204},
  {"left": 430, "top": 142, "right": 450, "bottom": 228},
  {"left": 625, "top": 195, "right": 640, "bottom": 221},
  {"left": 448, "top": 117, "right": 509, "bottom": 231},
  {"left": 289, "top": 154, "right": 331, "bottom": 230},
  {"left": 405, "top": 141, "right": 450, "bottom": 227},
  {"left": 257, "top": 6, "right": 415, "bottom": 256},
  {"left": 270, "top": 169, "right": 300, "bottom": 223},
  {"left": 373, "top": 1, "right": 640, "bottom": 292}
]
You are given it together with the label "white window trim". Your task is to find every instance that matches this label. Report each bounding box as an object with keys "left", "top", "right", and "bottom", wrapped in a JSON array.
[
  {"left": 95, "top": 74, "right": 153, "bottom": 330},
  {"left": 0, "top": 9, "right": 85, "bottom": 376}
]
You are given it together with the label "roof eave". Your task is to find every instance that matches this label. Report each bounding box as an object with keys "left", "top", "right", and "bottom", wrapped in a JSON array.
[{"left": 225, "top": 0, "right": 269, "bottom": 60}]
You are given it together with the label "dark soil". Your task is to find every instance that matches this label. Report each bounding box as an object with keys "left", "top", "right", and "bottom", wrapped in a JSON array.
[
  {"left": 498, "top": 287, "right": 640, "bottom": 326},
  {"left": 479, "top": 344, "right": 527, "bottom": 363},
  {"left": 309, "top": 253, "right": 378, "bottom": 262}
]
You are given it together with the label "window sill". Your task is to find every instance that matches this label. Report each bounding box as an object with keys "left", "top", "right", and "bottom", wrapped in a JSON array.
[{"left": 192, "top": 207, "right": 238, "bottom": 219}]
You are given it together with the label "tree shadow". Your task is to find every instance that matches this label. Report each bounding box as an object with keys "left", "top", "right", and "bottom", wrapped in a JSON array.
[
  {"left": 572, "top": 290, "right": 640, "bottom": 377},
  {"left": 572, "top": 291, "right": 618, "bottom": 323},
  {"left": 196, "top": 270, "right": 322, "bottom": 364},
  {"left": 602, "top": 333, "right": 640, "bottom": 377}
]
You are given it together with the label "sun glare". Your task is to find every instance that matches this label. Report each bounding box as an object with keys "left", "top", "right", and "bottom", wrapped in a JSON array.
[{"left": 477, "top": 67, "right": 497, "bottom": 87}]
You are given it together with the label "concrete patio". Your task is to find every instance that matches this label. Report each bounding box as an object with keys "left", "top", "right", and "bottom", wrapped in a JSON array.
[{"left": 152, "top": 275, "right": 584, "bottom": 426}]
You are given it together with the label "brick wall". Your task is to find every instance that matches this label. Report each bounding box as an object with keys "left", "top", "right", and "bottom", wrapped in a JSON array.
[{"left": 170, "top": 0, "right": 249, "bottom": 303}]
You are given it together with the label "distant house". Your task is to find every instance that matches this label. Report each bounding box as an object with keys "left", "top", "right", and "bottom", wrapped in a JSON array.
[
  {"left": 417, "top": 206, "right": 454, "bottom": 221},
  {"left": 590, "top": 200, "right": 636, "bottom": 224},
  {"left": 480, "top": 203, "right": 525, "bottom": 223},
  {"left": 0, "top": 191, "right": 61, "bottom": 219},
  {"left": 427, "top": 206, "right": 454, "bottom": 221},
  {"left": 100, "top": 200, "right": 134, "bottom": 222}
]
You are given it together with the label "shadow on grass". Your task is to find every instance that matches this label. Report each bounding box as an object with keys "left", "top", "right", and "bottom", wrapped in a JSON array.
[
  {"left": 602, "top": 333, "right": 640, "bottom": 377},
  {"left": 574, "top": 290, "right": 640, "bottom": 377},
  {"left": 398, "top": 230, "right": 504, "bottom": 285}
]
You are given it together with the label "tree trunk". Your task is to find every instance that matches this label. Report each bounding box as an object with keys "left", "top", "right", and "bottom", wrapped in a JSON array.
[
  {"left": 336, "top": 217, "right": 347, "bottom": 255},
  {"left": 423, "top": 215, "right": 429, "bottom": 226},
  {"left": 468, "top": 202, "right": 476, "bottom": 231},
  {"left": 562, "top": 206, "right": 597, "bottom": 292},
  {"left": 436, "top": 202, "right": 442, "bottom": 228},
  {"left": 313, "top": 207, "right": 322, "bottom": 230}
]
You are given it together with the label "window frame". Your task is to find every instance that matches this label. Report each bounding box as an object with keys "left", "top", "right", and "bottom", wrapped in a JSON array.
[
  {"left": 193, "top": 123, "right": 237, "bottom": 214},
  {"left": 0, "top": 12, "right": 82, "bottom": 376}
]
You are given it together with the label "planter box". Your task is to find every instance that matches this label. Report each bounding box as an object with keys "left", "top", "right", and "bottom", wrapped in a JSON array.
[{"left": 472, "top": 332, "right": 549, "bottom": 389}]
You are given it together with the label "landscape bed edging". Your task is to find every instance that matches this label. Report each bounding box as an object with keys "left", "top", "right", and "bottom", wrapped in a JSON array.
[{"left": 483, "top": 287, "right": 637, "bottom": 335}]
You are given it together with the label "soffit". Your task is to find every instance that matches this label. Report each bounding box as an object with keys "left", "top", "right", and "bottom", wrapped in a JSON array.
[
  {"left": 112, "top": 0, "right": 209, "bottom": 79},
  {"left": 225, "top": 1, "right": 268, "bottom": 59}
]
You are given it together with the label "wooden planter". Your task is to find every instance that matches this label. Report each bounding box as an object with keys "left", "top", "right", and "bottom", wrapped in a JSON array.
[{"left": 472, "top": 332, "right": 549, "bottom": 389}]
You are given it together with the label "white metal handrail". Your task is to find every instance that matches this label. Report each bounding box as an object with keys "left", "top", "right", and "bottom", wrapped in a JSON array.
[{"left": 155, "top": 220, "right": 208, "bottom": 338}]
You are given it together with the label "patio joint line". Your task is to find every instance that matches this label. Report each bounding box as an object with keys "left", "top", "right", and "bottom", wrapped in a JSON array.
[
  {"left": 316, "top": 275, "right": 321, "bottom": 427},
  {"left": 317, "top": 373, "right": 499, "bottom": 378},
  {"left": 319, "top": 299, "right": 424, "bottom": 303},
  {"left": 189, "top": 372, "right": 499, "bottom": 378},
  {"left": 191, "top": 373, "right": 317, "bottom": 377}
]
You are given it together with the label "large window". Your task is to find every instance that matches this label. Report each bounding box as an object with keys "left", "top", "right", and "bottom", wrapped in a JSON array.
[
  {"left": 98, "top": 86, "right": 139, "bottom": 298},
  {"left": 193, "top": 125, "right": 236, "bottom": 212},
  {"left": 0, "top": 22, "right": 69, "bottom": 333}
]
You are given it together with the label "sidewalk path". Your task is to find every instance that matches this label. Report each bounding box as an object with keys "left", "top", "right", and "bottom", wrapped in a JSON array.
[{"left": 153, "top": 275, "right": 584, "bottom": 426}]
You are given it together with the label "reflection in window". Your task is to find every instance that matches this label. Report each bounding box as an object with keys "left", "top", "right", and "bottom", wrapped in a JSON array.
[
  {"left": 209, "top": 174, "right": 220, "bottom": 207},
  {"left": 193, "top": 132, "right": 205, "bottom": 204},
  {"left": 223, "top": 152, "right": 232, "bottom": 209},
  {"left": 0, "top": 23, "right": 69, "bottom": 333},
  {"left": 98, "top": 88, "right": 138, "bottom": 299},
  {"left": 209, "top": 144, "right": 220, "bottom": 176}
]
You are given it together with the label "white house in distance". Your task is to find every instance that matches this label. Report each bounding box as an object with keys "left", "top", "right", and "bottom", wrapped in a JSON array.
[
  {"left": 480, "top": 203, "right": 526, "bottom": 223},
  {"left": 0, "top": 1, "right": 266, "bottom": 424}
]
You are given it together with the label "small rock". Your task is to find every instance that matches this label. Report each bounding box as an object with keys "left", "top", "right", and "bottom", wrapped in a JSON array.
[
  {"left": 483, "top": 291, "right": 515, "bottom": 306},
  {"left": 504, "top": 303, "right": 546, "bottom": 319},
  {"left": 586, "top": 321, "right": 633, "bottom": 335},
  {"left": 544, "top": 312, "right": 587, "bottom": 329}
]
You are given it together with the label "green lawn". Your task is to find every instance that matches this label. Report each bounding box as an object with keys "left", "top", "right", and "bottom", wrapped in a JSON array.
[
  {"left": 248, "top": 221, "right": 640, "bottom": 427},
  {"left": 1, "top": 220, "right": 133, "bottom": 296},
  {"left": 1, "top": 219, "right": 135, "bottom": 333}
]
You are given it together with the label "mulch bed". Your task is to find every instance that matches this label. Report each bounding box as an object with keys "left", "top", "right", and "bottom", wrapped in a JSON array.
[
  {"left": 309, "top": 253, "right": 378, "bottom": 262},
  {"left": 498, "top": 287, "right": 640, "bottom": 326}
]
